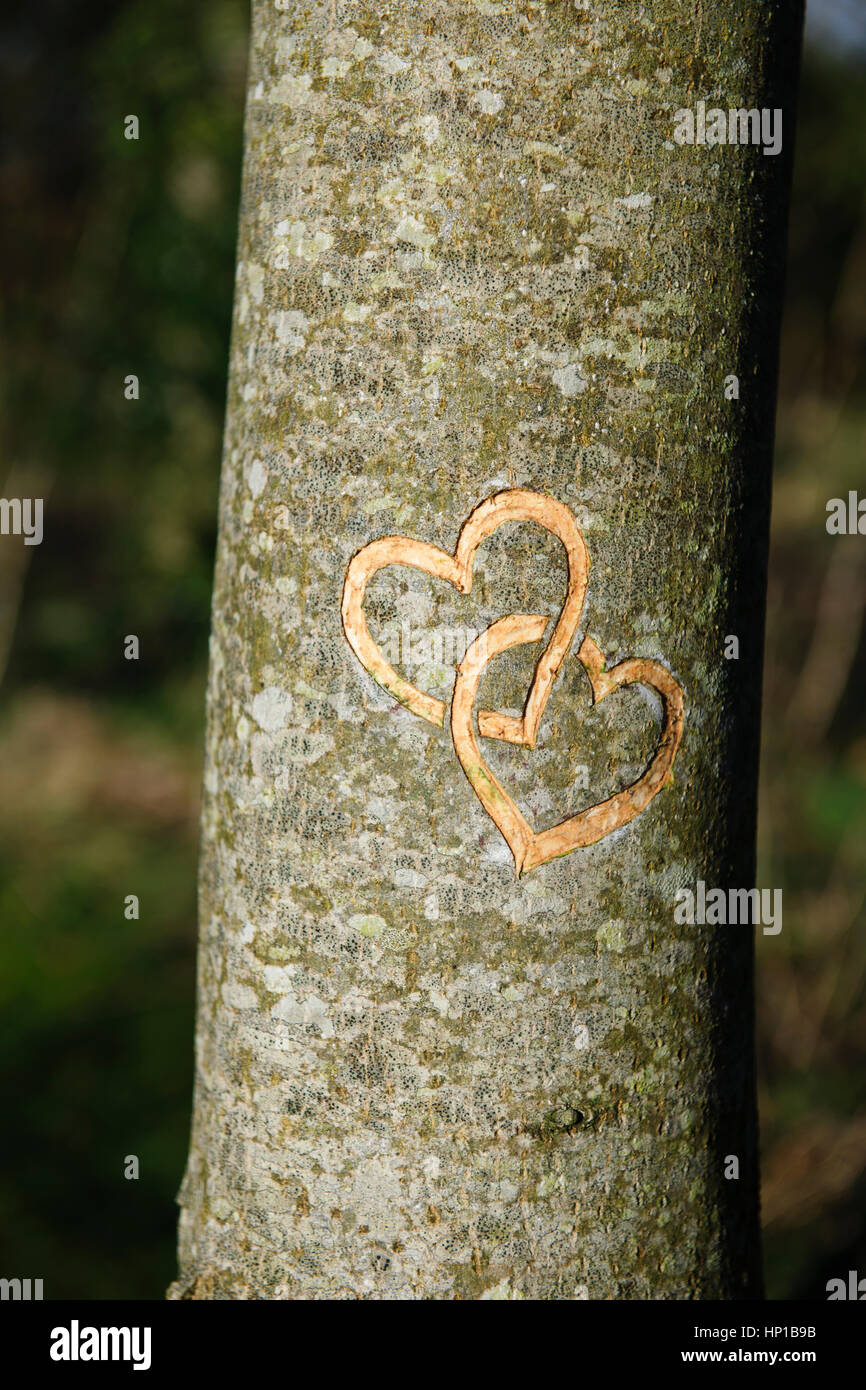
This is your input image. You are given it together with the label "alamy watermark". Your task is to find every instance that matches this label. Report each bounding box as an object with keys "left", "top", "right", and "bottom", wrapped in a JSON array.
[
  {"left": 675, "top": 880, "right": 782, "bottom": 935},
  {"left": 0, "top": 1276, "right": 43, "bottom": 1299},
  {"left": 826, "top": 1270, "right": 866, "bottom": 1300},
  {"left": 0, "top": 497, "right": 43, "bottom": 545},
  {"left": 378, "top": 619, "right": 491, "bottom": 671},
  {"left": 826, "top": 491, "right": 866, "bottom": 535},
  {"left": 673, "top": 101, "right": 782, "bottom": 157},
  {"left": 50, "top": 1321, "right": 152, "bottom": 1371}
]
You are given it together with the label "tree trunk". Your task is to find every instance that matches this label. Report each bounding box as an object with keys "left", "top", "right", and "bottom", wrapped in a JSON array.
[{"left": 171, "top": 0, "right": 803, "bottom": 1300}]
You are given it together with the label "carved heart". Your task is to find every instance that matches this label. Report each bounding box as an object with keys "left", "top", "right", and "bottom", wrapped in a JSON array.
[
  {"left": 451, "top": 616, "right": 685, "bottom": 875},
  {"left": 341, "top": 489, "right": 589, "bottom": 747}
]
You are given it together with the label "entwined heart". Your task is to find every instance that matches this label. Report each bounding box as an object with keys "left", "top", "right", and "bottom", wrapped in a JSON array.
[{"left": 340, "top": 489, "right": 684, "bottom": 874}]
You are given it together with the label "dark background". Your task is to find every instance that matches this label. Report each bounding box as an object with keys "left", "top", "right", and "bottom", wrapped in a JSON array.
[{"left": 0, "top": 0, "right": 863, "bottom": 1299}]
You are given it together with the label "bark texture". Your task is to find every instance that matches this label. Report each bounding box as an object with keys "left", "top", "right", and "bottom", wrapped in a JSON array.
[{"left": 171, "top": 0, "right": 803, "bottom": 1299}]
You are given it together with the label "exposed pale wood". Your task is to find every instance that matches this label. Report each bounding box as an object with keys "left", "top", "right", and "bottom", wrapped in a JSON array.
[
  {"left": 341, "top": 488, "right": 589, "bottom": 746},
  {"left": 452, "top": 620, "right": 684, "bottom": 875},
  {"left": 172, "top": 0, "right": 803, "bottom": 1302},
  {"left": 343, "top": 490, "right": 683, "bottom": 874}
]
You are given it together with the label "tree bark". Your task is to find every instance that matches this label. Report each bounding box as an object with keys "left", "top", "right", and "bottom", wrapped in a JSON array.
[{"left": 171, "top": 0, "right": 803, "bottom": 1299}]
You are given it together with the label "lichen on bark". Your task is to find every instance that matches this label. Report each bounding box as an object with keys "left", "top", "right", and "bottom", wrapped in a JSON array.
[{"left": 171, "top": 0, "right": 803, "bottom": 1299}]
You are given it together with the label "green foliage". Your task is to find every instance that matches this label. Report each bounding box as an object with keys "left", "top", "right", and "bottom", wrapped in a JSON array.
[
  {"left": 758, "top": 50, "right": 866, "bottom": 1300},
  {"left": 0, "top": 0, "right": 247, "bottom": 1297},
  {"left": 0, "top": 1, "right": 864, "bottom": 1298}
]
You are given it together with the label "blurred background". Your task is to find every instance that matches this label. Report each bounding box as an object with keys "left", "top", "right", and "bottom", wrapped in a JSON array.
[{"left": 0, "top": 0, "right": 862, "bottom": 1299}]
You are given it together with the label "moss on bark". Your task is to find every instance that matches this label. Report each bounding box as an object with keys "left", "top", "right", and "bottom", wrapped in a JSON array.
[{"left": 171, "top": 0, "right": 803, "bottom": 1300}]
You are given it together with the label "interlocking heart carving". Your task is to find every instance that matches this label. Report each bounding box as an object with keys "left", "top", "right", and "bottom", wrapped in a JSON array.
[{"left": 340, "top": 489, "right": 684, "bottom": 875}]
